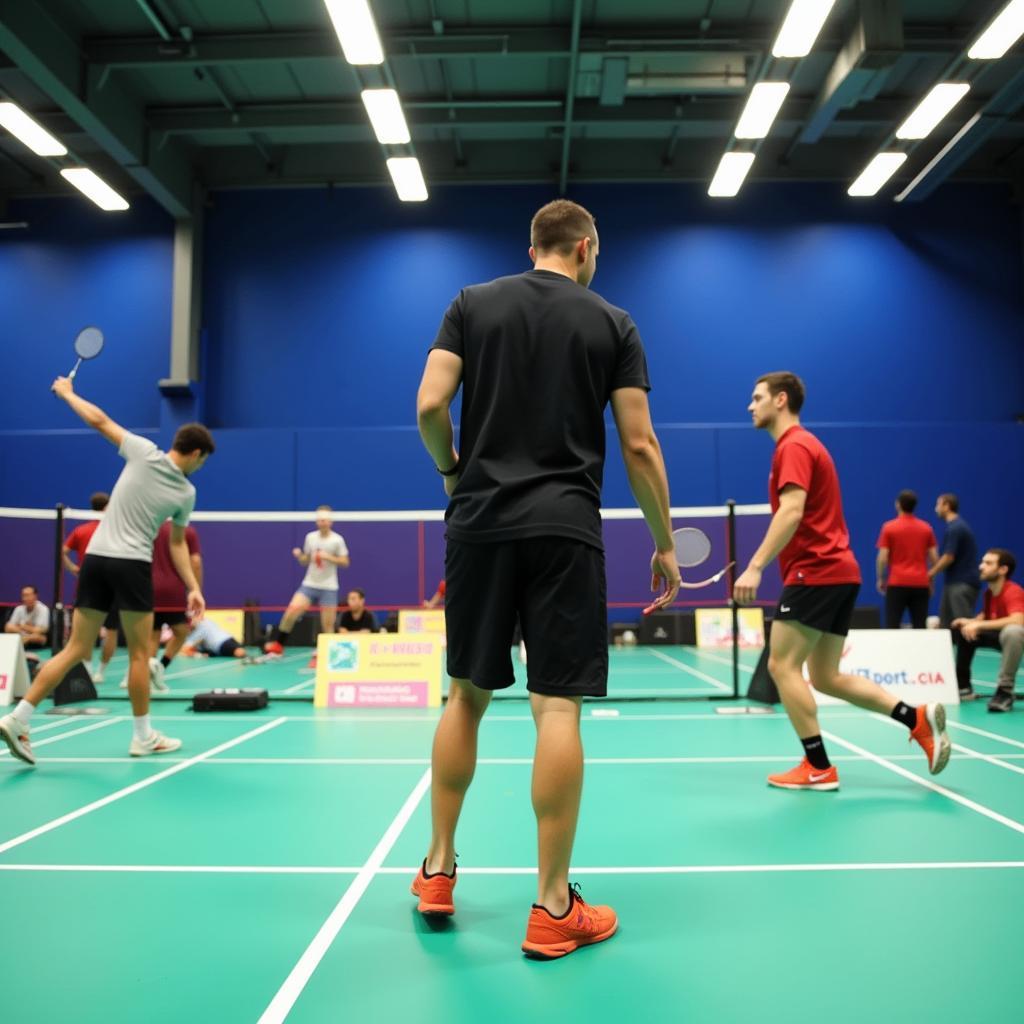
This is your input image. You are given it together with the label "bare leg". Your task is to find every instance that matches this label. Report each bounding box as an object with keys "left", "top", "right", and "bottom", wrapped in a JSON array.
[
  {"left": 425, "top": 677, "right": 491, "bottom": 874},
  {"left": 100, "top": 627, "right": 117, "bottom": 669},
  {"left": 278, "top": 592, "right": 311, "bottom": 633},
  {"left": 320, "top": 605, "right": 337, "bottom": 634},
  {"left": 162, "top": 623, "right": 190, "bottom": 665},
  {"left": 807, "top": 633, "right": 898, "bottom": 715},
  {"left": 24, "top": 609, "right": 104, "bottom": 706},
  {"left": 767, "top": 620, "right": 824, "bottom": 740},
  {"left": 532, "top": 693, "right": 584, "bottom": 914},
  {"left": 120, "top": 611, "right": 155, "bottom": 717}
]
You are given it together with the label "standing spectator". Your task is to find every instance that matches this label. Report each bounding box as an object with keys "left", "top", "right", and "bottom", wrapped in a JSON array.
[
  {"left": 930, "top": 493, "right": 980, "bottom": 628},
  {"left": 951, "top": 548, "right": 1024, "bottom": 711},
  {"left": 339, "top": 588, "right": 378, "bottom": 632},
  {"left": 876, "top": 490, "right": 938, "bottom": 629},
  {"left": 4, "top": 586, "right": 50, "bottom": 649},
  {"left": 63, "top": 491, "right": 117, "bottom": 681}
]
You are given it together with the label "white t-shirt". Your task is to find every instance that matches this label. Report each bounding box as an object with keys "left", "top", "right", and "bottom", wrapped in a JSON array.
[
  {"left": 9, "top": 602, "right": 50, "bottom": 631},
  {"left": 89, "top": 433, "right": 196, "bottom": 562},
  {"left": 301, "top": 530, "right": 348, "bottom": 590}
]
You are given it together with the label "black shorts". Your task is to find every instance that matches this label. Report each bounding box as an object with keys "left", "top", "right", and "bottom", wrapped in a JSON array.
[
  {"left": 775, "top": 583, "right": 860, "bottom": 637},
  {"left": 445, "top": 537, "right": 608, "bottom": 697},
  {"left": 154, "top": 610, "right": 189, "bottom": 627},
  {"left": 78, "top": 555, "right": 153, "bottom": 615},
  {"left": 103, "top": 607, "right": 119, "bottom": 630},
  {"left": 217, "top": 638, "right": 241, "bottom": 657}
]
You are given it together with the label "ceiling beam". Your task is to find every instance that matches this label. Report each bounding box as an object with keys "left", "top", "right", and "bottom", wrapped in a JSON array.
[
  {"left": 0, "top": 0, "right": 193, "bottom": 217},
  {"left": 81, "top": 24, "right": 967, "bottom": 71},
  {"left": 559, "top": 0, "right": 584, "bottom": 194}
]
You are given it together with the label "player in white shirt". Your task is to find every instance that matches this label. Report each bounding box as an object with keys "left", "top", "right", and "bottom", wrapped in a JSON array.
[
  {"left": 0, "top": 377, "right": 213, "bottom": 767},
  {"left": 264, "top": 505, "right": 350, "bottom": 655}
]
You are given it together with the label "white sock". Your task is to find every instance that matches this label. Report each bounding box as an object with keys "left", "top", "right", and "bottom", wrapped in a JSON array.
[
  {"left": 12, "top": 700, "right": 36, "bottom": 728},
  {"left": 133, "top": 715, "right": 152, "bottom": 742}
]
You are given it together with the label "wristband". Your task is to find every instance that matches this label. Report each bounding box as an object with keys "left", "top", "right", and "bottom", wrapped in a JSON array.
[{"left": 436, "top": 460, "right": 460, "bottom": 477}]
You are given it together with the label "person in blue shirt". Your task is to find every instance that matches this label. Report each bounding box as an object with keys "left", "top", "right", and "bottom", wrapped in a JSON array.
[{"left": 929, "top": 493, "right": 980, "bottom": 627}]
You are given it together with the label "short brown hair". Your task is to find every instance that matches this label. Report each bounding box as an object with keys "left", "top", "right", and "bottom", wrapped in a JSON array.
[
  {"left": 897, "top": 490, "right": 918, "bottom": 513},
  {"left": 987, "top": 548, "right": 1016, "bottom": 578},
  {"left": 530, "top": 200, "right": 596, "bottom": 255},
  {"left": 756, "top": 372, "right": 805, "bottom": 414},
  {"left": 937, "top": 493, "right": 959, "bottom": 513},
  {"left": 90, "top": 491, "right": 110, "bottom": 511},
  {"left": 172, "top": 423, "right": 215, "bottom": 456}
]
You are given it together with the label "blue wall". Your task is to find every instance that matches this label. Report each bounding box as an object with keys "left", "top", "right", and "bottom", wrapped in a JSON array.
[{"left": 1, "top": 183, "right": 1022, "bottom": 607}]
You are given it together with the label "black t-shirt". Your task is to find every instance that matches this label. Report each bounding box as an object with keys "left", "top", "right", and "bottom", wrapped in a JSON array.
[
  {"left": 431, "top": 269, "right": 650, "bottom": 549},
  {"left": 339, "top": 609, "right": 378, "bottom": 632}
]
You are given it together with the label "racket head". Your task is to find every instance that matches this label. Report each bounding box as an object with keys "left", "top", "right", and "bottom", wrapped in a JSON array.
[
  {"left": 74, "top": 326, "right": 104, "bottom": 360},
  {"left": 672, "top": 526, "right": 712, "bottom": 568}
]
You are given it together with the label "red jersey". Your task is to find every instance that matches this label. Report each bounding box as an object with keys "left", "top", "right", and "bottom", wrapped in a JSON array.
[
  {"left": 65, "top": 520, "right": 100, "bottom": 561},
  {"left": 984, "top": 580, "right": 1024, "bottom": 621},
  {"left": 152, "top": 521, "right": 201, "bottom": 609},
  {"left": 769, "top": 426, "right": 861, "bottom": 586},
  {"left": 876, "top": 514, "right": 936, "bottom": 588}
]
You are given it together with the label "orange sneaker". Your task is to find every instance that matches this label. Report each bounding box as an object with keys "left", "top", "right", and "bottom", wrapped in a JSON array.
[
  {"left": 522, "top": 884, "right": 618, "bottom": 960},
  {"left": 410, "top": 860, "right": 457, "bottom": 916},
  {"left": 767, "top": 757, "right": 839, "bottom": 791},
  {"left": 910, "top": 703, "right": 951, "bottom": 775}
]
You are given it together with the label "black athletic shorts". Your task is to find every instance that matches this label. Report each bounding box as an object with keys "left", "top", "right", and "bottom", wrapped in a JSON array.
[
  {"left": 445, "top": 537, "right": 608, "bottom": 696},
  {"left": 217, "top": 638, "right": 241, "bottom": 657},
  {"left": 154, "top": 610, "right": 189, "bottom": 627},
  {"left": 77, "top": 554, "right": 153, "bottom": 614},
  {"left": 774, "top": 583, "right": 860, "bottom": 637},
  {"left": 103, "top": 606, "right": 119, "bottom": 630}
]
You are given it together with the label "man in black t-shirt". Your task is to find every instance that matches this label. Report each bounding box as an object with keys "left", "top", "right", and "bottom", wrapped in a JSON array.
[
  {"left": 338, "top": 588, "right": 378, "bottom": 633},
  {"left": 412, "top": 199, "right": 680, "bottom": 960}
]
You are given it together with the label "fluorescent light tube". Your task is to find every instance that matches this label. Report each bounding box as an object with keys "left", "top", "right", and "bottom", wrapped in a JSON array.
[
  {"left": 708, "top": 152, "right": 755, "bottom": 197},
  {"left": 847, "top": 152, "right": 907, "bottom": 197},
  {"left": 735, "top": 82, "right": 791, "bottom": 139},
  {"left": 895, "top": 83, "right": 970, "bottom": 140},
  {"left": 969, "top": 0, "right": 1024, "bottom": 59},
  {"left": 60, "top": 168, "right": 130, "bottom": 211},
  {"left": 0, "top": 102, "right": 67, "bottom": 156},
  {"left": 361, "top": 89, "right": 411, "bottom": 144},
  {"left": 386, "top": 157, "right": 428, "bottom": 201},
  {"left": 772, "top": 0, "right": 838, "bottom": 58},
  {"left": 324, "top": 0, "right": 384, "bottom": 65}
]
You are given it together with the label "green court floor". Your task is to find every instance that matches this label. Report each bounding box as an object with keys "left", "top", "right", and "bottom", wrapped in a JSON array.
[{"left": 1, "top": 646, "right": 1021, "bottom": 1023}]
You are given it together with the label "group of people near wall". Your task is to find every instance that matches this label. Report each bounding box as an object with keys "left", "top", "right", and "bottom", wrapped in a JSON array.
[{"left": 875, "top": 490, "right": 1023, "bottom": 708}]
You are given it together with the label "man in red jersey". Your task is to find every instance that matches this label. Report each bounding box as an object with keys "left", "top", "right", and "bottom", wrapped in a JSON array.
[
  {"left": 876, "top": 490, "right": 938, "bottom": 629},
  {"left": 734, "top": 372, "right": 950, "bottom": 790},
  {"left": 951, "top": 549, "right": 1024, "bottom": 712},
  {"left": 62, "top": 491, "right": 117, "bottom": 682}
]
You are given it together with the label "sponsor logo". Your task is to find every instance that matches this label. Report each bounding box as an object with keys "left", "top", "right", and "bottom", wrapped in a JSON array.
[
  {"left": 808, "top": 771, "right": 832, "bottom": 783},
  {"left": 328, "top": 641, "right": 358, "bottom": 671}
]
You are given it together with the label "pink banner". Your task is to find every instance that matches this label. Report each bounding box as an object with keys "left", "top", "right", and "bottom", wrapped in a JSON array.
[{"left": 327, "top": 680, "right": 430, "bottom": 708}]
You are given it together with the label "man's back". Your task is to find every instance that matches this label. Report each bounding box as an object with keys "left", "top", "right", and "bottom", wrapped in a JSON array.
[
  {"left": 943, "top": 517, "right": 980, "bottom": 586},
  {"left": 432, "top": 269, "right": 648, "bottom": 548},
  {"left": 879, "top": 514, "right": 935, "bottom": 588}
]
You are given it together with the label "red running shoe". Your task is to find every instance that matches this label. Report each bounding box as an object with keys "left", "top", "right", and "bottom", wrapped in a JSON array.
[
  {"left": 767, "top": 757, "right": 839, "bottom": 791},
  {"left": 263, "top": 640, "right": 284, "bottom": 656},
  {"left": 410, "top": 861, "right": 457, "bottom": 916},
  {"left": 910, "top": 703, "right": 951, "bottom": 774},
  {"left": 522, "top": 884, "right": 618, "bottom": 960}
]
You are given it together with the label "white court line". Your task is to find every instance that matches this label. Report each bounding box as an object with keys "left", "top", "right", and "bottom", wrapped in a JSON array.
[
  {"left": 689, "top": 649, "right": 755, "bottom": 675},
  {"left": 163, "top": 651, "right": 308, "bottom": 686},
  {"left": 646, "top": 649, "right": 732, "bottom": 692},
  {"left": 820, "top": 729, "right": 1024, "bottom": 836},
  {"left": 282, "top": 678, "right": 316, "bottom": 695},
  {"left": 258, "top": 768, "right": 432, "bottom": 1024},
  {"left": 2, "top": 860, "right": 1020, "bottom": 876},
  {"left": 0, "top": 718, "right": 287, "bottom": 856},
  {"left": 0, "top": 717, "right": 123, "bottom": 759},
  {"left": 947, "top": 720, "right": 1024, "bottom": 752}
]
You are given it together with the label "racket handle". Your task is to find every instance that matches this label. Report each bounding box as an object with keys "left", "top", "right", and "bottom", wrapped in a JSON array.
[{"left": 68, "top": 358, "right": 83, "bottom": 381}]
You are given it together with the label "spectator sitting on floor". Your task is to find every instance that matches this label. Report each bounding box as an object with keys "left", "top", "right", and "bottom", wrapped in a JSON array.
[
  {"left": 952, "top": 548, "right": 1024, "bottom": 712},
  {"left": 180, "top": 618, "right": 247, "bottom": 659},
  {"left": 339, "top": 589, "right": 379, "bottom": 633},
  {"left": 4, "top": 586, "right": 50, "bottom": 649}
]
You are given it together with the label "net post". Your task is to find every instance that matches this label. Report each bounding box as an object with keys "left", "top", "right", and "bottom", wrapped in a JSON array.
[
  {"left": 51, "top": 503, "right": 66, "bottom": 653},
  {"left": 726, "top": 499, "right": 739, "bottom": 700}
]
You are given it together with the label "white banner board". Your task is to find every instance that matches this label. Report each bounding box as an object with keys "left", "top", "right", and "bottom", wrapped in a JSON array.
[
  {"left": 810, "top": 629, "right": 959, "bottom": 707},
  {"left": 0, "top": 634, "right": 32, "bottom": 707}
]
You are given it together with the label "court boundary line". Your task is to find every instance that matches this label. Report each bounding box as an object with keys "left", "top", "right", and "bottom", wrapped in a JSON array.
[
  {"left": 0, "top": 717, "right": 123, "bottom": 759},
  {"left": 257, "top": 768, "right": 432, "bottom": 1024},
  {"left": 820, "top": 728, "right": 1024, "bottom": 836},
  {"left": 2, "top": 860, "right": 1022, "bottom": 876},
  {"left": 947, "top": 720, "right": 1024, "bottom": 751},
  {"left": 645, "top": 649, "right": 732, "bottom": 692},
  {"left": 0, "top": 718, "right": 287, "bottom": 856}
]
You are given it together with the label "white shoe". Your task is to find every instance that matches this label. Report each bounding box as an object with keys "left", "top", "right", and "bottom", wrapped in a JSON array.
[
  {"left": 0, "top": 713, "right": 36, "bottom": 766},
  {"left": 92, "top": 665, "right": 105, "bottom": 684},
  {"left": 519, "top": 640, "right": 528, "bottom": 665},
  {"left": 118, "top": 675, "right": 128, "bottom": 689},
  {"left": 129, "top": 731, "right": 182, "bottom": 757},
  {"left": 149, "top": 657, "right": 169, "bottom": 693}
]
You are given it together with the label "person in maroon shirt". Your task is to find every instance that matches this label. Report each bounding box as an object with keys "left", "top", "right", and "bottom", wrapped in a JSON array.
[
  {"left": 951, "top": 548, "right": 1024, "bottom": 712},
  {"left": 61, "top": 491, "right": 117, "bottom": 682},
  {"left": 875, "top": 490, "right": 938, "bottom": 629},
  {"left": 734, "top": 372, "right": 950, "bottom": 790}
]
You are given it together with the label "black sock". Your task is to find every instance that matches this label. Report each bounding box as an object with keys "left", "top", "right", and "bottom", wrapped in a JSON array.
[
  {"left": 421, "top": 858, "right": 456, "bottom": 879},
  {"left": 271, "top": 626, "right": 290, "bottom": 645},
  {"left": 533, "top": 888, "right": 574, "bottom": 920},
  {"left": 890, "top": 701, "right": 917, "bottom": 731},
  {"left": 160, "top": 655, "right": 171, "bottom": 668},
  {"left": 801, "top": 735, "right": 831, "bottom": 770}
]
